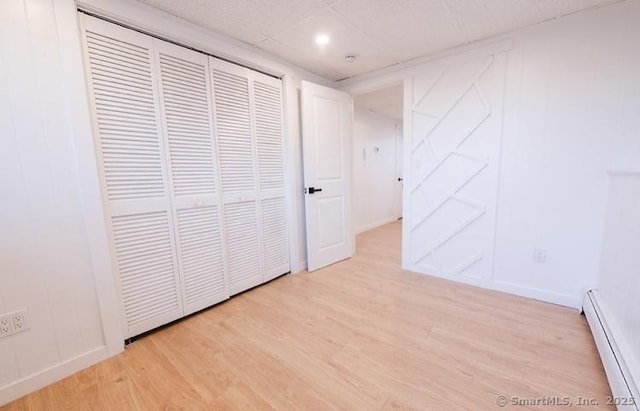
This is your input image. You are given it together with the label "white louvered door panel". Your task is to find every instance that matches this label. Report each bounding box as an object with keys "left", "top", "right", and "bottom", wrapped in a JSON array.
[
  {"left": 156, "top": 40, "right": 229, "bottom": 314},
  {"left": 222, "top": 201, "right": 261, "bottom": 293},
  {"left": 80, "top": 15, "right": 183, "bottom": 338},
  {"left": 253, "top": 73, "right": 290, "bottom": 280},
  {"left": 211, "top": 62, "right": 256, "bottom": 195},
  {"left": 210, "top": 59, "right": 263, "bottom": 295},
  {"left": 260, "top": 197, "right": 289, "bottom": 280},
  {"left": 254, "top": 77, "right": 285, "bottom": 192}
]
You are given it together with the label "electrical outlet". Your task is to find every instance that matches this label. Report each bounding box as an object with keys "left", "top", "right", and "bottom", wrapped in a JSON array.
[
  {"left": 12, "top": 310, "right": 28, "bottom": 331},
  {"left": 0, "top": 317, "right": 13, "bottom": 336},
  {"left": 0, "top": 310, "right": 29, "bottom": 338},
  {"left": 533, "top": 247, "right": 547, "bottom": 263}
]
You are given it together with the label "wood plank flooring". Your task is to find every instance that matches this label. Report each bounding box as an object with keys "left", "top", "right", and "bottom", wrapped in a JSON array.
[{"left": 2, "top": 221, "right": 612, "bottom": 410}]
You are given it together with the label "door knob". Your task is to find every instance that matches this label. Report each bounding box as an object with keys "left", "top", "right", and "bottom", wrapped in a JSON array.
[{"left": 306, "top": 187, "right": 323, "bottom": 194}]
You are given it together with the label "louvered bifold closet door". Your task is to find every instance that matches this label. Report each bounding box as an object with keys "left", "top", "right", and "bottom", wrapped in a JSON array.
[
  {"left": 80, "top": 15, "right": 183, "bottom": 338},
  {"left": 253, "top": 73, "right": 290, "bottom": 281},
  {"left": 210, "top": 59, "right": 263, "bottom": 295},
  {"left": 155, "top": 41, "right": 229, "bottom": 315}
]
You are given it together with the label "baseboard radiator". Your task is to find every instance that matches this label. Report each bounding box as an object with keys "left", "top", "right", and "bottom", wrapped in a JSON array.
[{"left": 583, "top": 290, "right": 639, "bottom": 411}]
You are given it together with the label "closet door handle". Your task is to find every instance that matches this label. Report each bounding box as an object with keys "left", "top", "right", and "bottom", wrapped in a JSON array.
[{"left": 306, "top": 187, "right": 323, "bottom": 194}]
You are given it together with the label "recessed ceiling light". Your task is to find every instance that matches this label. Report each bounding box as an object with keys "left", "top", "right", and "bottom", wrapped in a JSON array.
[{"left": 315, "top": 33, "right": 330, "bottom": 47}]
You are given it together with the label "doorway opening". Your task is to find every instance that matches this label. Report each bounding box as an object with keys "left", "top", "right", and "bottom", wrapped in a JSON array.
[
  {"left": 352, "top": 82, "right": 404, "bottom": 235},
  {"left": 300, "top": 81, "right": 404, "bottom": 272}
]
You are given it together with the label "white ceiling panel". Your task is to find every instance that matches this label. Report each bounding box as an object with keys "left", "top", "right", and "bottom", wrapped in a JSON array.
[
  {"left": 138, "top": 0, "right": 327, "bottom": 42},
  {"left": 331, "top": 0, "right": 465, "bottom": 61},
  {"left": 444, "top": 0, "right": 546, "bottom": 41},
  {"left": 138, "top": 0, "right": 264, "bottom": 43},
  {"left": 267, "top": 8, "right": 389, "bottom": 79},
  {"left": 259, "top": 38, "right": 349, "bottom": 80},
  {"left": 135, "top": 0, "right": 624, "bottom": 81},
  {"left": 534, "top": 0, "right": 619, "bottom": 18}
]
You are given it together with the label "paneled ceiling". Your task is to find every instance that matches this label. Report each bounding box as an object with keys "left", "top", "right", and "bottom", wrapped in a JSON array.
[{"left": 137, "top": 0, "right": 622, "bottom": 81}]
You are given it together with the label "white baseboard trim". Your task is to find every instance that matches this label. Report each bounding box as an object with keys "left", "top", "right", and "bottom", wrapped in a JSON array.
[
  {"left": 403, "top": 263, "right": 581, "bottom": 308},
  {"left": 291, "top": 260, "right": 308, "bottom": 274},
  {"left": 490, "top": 280, "right": 581, "bottom": 308},
  {"left": 583, "top": 290, "right": 639, "bottom": 411},
  {"left": 0, "top": 346, "right": 109, "bottom": 406},
  {"left": 355, "top": 216, "right": 399, "bottom": 235}
]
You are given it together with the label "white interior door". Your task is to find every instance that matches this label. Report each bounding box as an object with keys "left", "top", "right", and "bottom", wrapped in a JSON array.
[
  {"left": 155, "top": 40, "right": 228, "bottom": 315},
  {"left": 81, "top": 16, "right": 184, "bottom": 338},
  {"left": 210, "top": 59, "right": 263, "bottom": 295},
  {"left": 301, "top": 81, "right": 353, "bottom": 272},
  {"left": 252, "top": 73, "right": 291, "bottom": 281}
]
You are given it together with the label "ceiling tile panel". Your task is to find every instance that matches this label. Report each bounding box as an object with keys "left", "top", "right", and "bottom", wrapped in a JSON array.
[
  {"left": 444, "top": 0, "right": 545, "bottom": 42},
  {"left": 258, "top": 39, "right": 350, "bottom": 79},
  {"left": 332, "top": 0, "right": 465, "bottom": 61},
  {"left": 267, "top": 8, "right": 397, "bottom": 79},
  {"left": 271, "top": 8, "right": 380, "bottom": 54},
  {"left": 135, "top": 0, "right": 625, "bottom": 80},
  {"left": 533, "top": 0, "right": 622, "bottom": 19},
  {"left": 139, "top": 0, "right": 328, "bottom": 42}
]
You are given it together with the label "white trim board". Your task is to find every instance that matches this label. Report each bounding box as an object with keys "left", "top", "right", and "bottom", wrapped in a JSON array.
[
  {"left": 338, "top": 39, "right": 513, "bottom": 95},
  {"left": 607, "top": 169, "right": 640, "bottom": 177},
  {"left": 290, "top": 260, "right": 308, "bottom": 274},
  {"left": 402, "top": 263, "right": 582, "bottom": 308},
  {"left": 491, "top": 280, "right": 582, "bottom": 309},
  {"left": 0, "top": 347, "right": 108, "bottom": 406},
  {"left": 584, "top": 290, "right": 639, "bottom": 411},
  {"left": 355, "top": 216, "right": 400, "bottom": 235}
]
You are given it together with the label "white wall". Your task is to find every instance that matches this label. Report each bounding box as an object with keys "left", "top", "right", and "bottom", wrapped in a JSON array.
[
  {"left": 340, "top": 0, "right": 640, "bottom": 307},
  {"left": 493, "top": 0, "right": 640, "bottom": 306},
  {"left": 353, "top": 107, "right": 401, "bottom": 234},
  {"left": 595, "top": 171, "right": 640, "bottom": 393},
  {"left": 0, "top": 0, "right": 115, "bottom": 404}
]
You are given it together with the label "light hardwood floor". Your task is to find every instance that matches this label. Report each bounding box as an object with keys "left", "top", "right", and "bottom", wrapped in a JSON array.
[{"left": 3, "top": 221, "right": 612, "bottom": 410}]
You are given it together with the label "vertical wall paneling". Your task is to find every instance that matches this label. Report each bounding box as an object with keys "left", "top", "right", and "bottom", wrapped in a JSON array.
[
  {"left": 155, "top": 40, "right": 229, "bottom": 314},
  {"left": 0, "top": 0, "right": 64, "bottom": 378},
  {"left": 210, "top": 59, "right": 263, "bottom": 295},
  {"left": 593, "top": 171, "right": 640, "bottom": 399},
  {"left": 1, "top": 0, "right": 109, "bottom": 403},
  {"left": 26, "top": 0, "right": 105, "bottom": 361},
  {"left": 0, "top": 2, "right": 26, "bottom": 387},
  {"left": 81, "top": 16, "right": 184, "bottom": 338}
]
